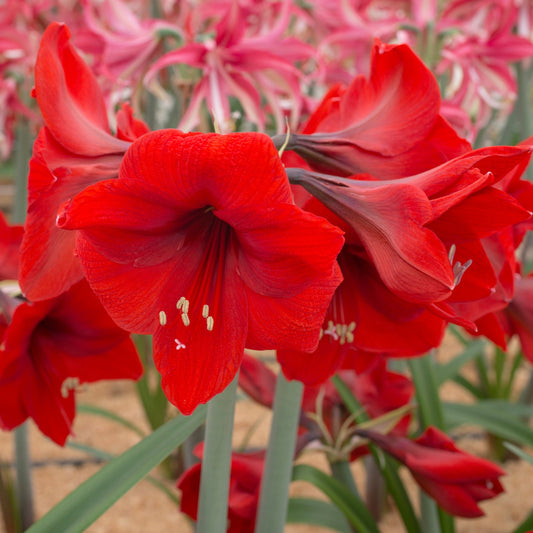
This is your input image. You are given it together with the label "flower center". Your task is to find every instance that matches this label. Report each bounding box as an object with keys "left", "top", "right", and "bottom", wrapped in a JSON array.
[{"left": 156, "top": 212, "right": 234, "bottom": 348}]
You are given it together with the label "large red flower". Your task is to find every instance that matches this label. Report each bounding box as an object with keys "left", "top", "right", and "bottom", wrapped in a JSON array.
[
  {"left": 359, "top": 426, "right": 505, "bottom": 518},
  {"left": 57, "top": 130, "right": 344, "bottom": 414},
  {"left": 19, "top": 22, "right": 149, "bottom": 301},
  {"left": 281, "top": 39, "right": 470, "bottom": 180},
  {"left": 278, "top": 145, "right": 532, "bottom": 380},
  {"left": 0, "top": 280, "right": 142, "bottom": 445}
]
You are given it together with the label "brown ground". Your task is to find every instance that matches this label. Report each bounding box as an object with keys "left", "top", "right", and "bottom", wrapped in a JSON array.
[{"left": 1, "top": 341, "right": 533, "bottom": 533}]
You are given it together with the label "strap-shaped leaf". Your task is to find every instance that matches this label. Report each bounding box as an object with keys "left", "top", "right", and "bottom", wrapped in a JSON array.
[
  {"left": 292, "top": 464, "right": 380, "bottom": 533},
  {"left": 287, "top": 497, "right": 351, "bottom": 532},
  {"left": 26, "top": 406, "right": 206, "bottom": 533},
  {"left": 443, "top": 401, "right": 533, "bottom": 446}
]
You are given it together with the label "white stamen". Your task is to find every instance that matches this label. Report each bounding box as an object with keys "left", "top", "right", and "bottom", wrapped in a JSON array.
[
  {"left": 206, "top": 316, "right": 214, "bottom": 331},
  {"left": 202, "top": 304, "right": 210, "bottom": 319},
  {"left": 453, "top": 259, "right": 473, "bottom": 286},
  {"left": 181, "top": 313, "right": 190, "bottom": 327},
  {"left": 174, "top": 338, "right": 186, "bottom": 350},
  {"left": 448, "top": 244, "right": 456, "bottom": 264},
  {"left": 159, "top": 310, "right": 167, "bottom": 326},
  {"left": 323, "top": 321, "right": 339, "bottom": 341}
]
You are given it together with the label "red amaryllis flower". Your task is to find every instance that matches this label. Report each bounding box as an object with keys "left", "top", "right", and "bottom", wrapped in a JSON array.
[
  {"left": 358, "top": 426, "right": 505, "bottom": 518},
  {"left": 0, "top": 280, "right": 142, "bottom": 445},
  {"left": 19, "top": 22, "right": 149, "bottom": 301},
  {"left": 279, "top": 39, "right": 470, "bottom": 180},
  {"left": 56, "top": 130, "right": 344, "bottom": 414},
  {"left": 283, "top": 145, "right": 532, "bottom": 365},
  {"left": 178, "top": 443, "right": 264, "bottom": 533}
]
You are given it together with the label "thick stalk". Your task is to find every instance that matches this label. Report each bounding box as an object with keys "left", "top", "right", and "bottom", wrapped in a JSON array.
[
  {"left": 13, "top": 118, "right": 33, "bottom": 530},
  {"left": 196, "top": 375, "right": 238, "bottom": 533},
  {"left": 255, "top": 373, "right": 303, "bottom": 533},
  {"left": 14, "top": 423, "right": 34, "bottom": 529}
]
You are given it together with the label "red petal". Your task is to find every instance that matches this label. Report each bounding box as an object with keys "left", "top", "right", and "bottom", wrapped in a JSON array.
[{"left": 35, "top": 23, "right": 128, "bottom": 156}]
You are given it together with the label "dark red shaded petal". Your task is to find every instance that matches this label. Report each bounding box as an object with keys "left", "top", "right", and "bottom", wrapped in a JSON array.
[
  {"left": 292, "top": 175, "right": 454, "bottom": 303},
  {"left": 347, "top": 258, "right": 447, "bottom": 356},
  {"left": 0, "top": 280, "right": 141, "bottom": 445},
  {"left": 0, "top": 212, "right": 23, "bottom": 281}
]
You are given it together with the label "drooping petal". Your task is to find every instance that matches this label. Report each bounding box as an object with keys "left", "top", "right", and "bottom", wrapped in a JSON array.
[{"left": 291, "top": 172, "right": 454, "bottom": 303}]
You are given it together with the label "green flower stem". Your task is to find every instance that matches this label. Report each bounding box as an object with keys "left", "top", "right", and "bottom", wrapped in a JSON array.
[
  {"left": 13, "top": 117, "right": 30, "bottom": 225},
  {"left": 196, "top": 374, "right": 239, "bottom": 533},
  {"left": 419, "top": 491, "right": 440, "bottom": 533},
  {"left": 408, "top": 354, "right": 444, "bottom": 430},
  {"left": 13, "top": 118, "right": 33, "bottom": 530},
  {"left": 14, "top": 423, "right": 34, "bottom": 529},
  {"left": 364, "top": 455, "right": 386, "bottom": 522},
  {"left": 255, "top": 372, "right": 303, "bottom": 533},
  {"left": 329, "top": 459, "right": 360, "bottom": 498}
]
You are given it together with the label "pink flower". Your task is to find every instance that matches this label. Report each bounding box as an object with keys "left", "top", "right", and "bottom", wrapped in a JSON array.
[
  {"left": 145, "top": 1, "right": 313, "bottom": 132},
  {"left": 76, "top": 0, "right": 182, "bottom": 84}
]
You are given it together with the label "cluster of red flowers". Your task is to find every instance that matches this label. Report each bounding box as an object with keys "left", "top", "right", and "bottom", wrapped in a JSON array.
[{"left": 1, "top": 10, "right": 533, "bottom": 528}]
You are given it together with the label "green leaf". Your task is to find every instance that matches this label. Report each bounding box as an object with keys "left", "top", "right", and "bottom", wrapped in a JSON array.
[
  {"left": 408, "top": 355, "right": 444, "bottom": 430},
  {"left": 26, "top": 407, "right": 207, "bottom": 533},
  {"left": 443, "top": 402, "right": 533, "bottom": 446},
  {"left": 77, "top": 404, "right": 146, "bottom": 438},
  {"left": 434, "top": 340, "right": 485, "bottom": 385},
  {"left": 372, "top": 452, "right": 422, "bottom": 533},
  {"left": 292, "top": 464, "right": 380, "bottom": 533},
  {"left": 503, "top": 442, "right": 533, "bottom": 465},
  {"left": 451, "top": 374, "right": 484, "bottom": 400},
  {"left": 287, "top": 498, "right": 351, "bottom": 533},
  {"left": 66, "top": 442, "right": 179, "bottom": 505}
]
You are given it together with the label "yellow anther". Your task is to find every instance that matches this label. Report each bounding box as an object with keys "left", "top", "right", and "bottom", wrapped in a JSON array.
[
  {"left": 206, "top": 316, "right": 214, "bottom": 331},
  {"left": 181, "top": 313, "right": 190, "bottom": 327},
  {"left": 176, "top": 296, "right": 186, "bottom": 310},
  {"left": 182, "top": 299, "right": 190, "bottom": 314},
  {"left": 158, "top": 310, "right": 167, "bottom": 326},
  {"left": 202, "top": 304, "right": 210, "bottom": 319}
]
